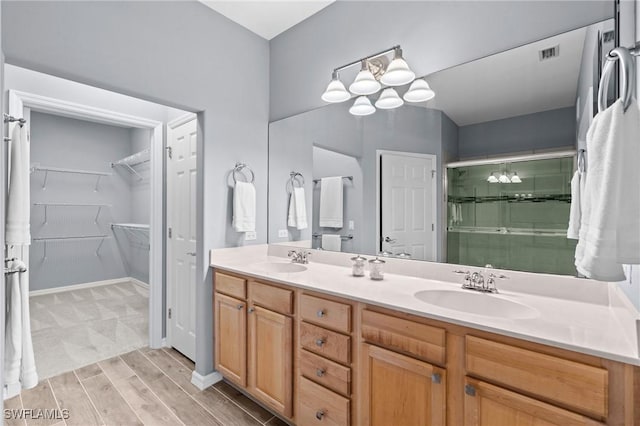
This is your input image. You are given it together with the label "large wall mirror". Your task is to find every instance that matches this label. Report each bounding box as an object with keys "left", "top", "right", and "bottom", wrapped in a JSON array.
[{"left": 268, "top": 18, "right": 615, "bottom": 276}]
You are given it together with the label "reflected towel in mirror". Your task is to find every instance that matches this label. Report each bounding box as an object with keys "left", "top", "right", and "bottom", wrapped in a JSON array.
[
  {"left": 288, "top": 187, "right": 308, "bottom": 230},
  {"left": 319, "top": 176, "right": 343, "bottom": 228}
]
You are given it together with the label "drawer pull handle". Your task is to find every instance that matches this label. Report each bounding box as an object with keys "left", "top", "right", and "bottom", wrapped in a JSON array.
[
  {"left": 315, "top": 410, "right": 325, "bottom": 421},
  {"left": 316, "top": 368, "right": 326, "bottom": 377},
  {"left": 315, "top": 338, "right": 325, "bottom": 347},
  {"left": 431, "top": 373, "right": 441, "bottom": 384},
  {"left": 237, "top": 304, "right": 244, "bottom": 310},
  {"left": 317, "top": 309, "right": 326, "bottom": 318}
]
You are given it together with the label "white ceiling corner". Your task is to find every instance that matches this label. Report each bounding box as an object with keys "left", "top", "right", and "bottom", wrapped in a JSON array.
[{"left": 199, "top": 0, "right": 335, "bottom": 40}]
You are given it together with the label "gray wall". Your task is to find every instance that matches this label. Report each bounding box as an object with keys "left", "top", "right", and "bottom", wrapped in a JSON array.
[
  {"left": 311, "top": 147, "right": 363, "bottom": 253},
  {"left": 29, "top": 112, "right": 132, "bottom": 291},
  {"left": 457, "top": 107, "right": 577, "bottom": 159},
  {"left": 2, "top": 1, "right": 269, "bottom": 375},
  {"left": 270, "top": 1, "right": 613, "bottom": 121}
]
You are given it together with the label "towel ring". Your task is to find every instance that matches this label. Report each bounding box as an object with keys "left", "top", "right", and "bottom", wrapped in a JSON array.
[
  {"left": 289, "top": 172, "right": 305, "bottom": 189},
  {"left": 598, "top": 46, "right": 635, "bottom": 113},
  {"left": 232, "top": 163, "right": 255, "bottom": 184},
  {"left": 577, "top": 149, "right": 586, "bottom": 173}
]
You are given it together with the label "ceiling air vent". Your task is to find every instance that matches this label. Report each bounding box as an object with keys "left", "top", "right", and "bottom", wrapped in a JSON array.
[{"left": 539, "top": 45, "right": 560, "bottom": 61}]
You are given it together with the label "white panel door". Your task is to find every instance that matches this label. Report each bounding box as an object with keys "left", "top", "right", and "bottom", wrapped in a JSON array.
[
  {"left": 167, "top": 117, "right": 197, "bottom": 360},
  {"left": 381, "top": 153, "right": 436, "bottom": 261}
]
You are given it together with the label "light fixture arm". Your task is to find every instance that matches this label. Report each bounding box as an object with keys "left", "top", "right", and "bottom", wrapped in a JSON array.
[{"left": 332, "top": 45, "right": 401, "bottom": 74}]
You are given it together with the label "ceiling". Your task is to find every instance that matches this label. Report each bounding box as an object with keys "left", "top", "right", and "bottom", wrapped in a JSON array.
[
  {"left": 199, "top": 0, "right": 335, "bottom": 40},
  {"left": 425, "top": 27, "right": 588, "bottom": 126}
]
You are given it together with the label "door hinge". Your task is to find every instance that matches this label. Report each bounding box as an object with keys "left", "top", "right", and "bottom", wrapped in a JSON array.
[
  {"left": 166, "top": 146, "right": 172, "bottom": 159},
  {"left": 431, "top": 170, "right": 436, "bottom": 178},
  {"left": 168, "top": 308, "right": 172, "bottom": 319},
  {"left": 432, "top": 224, "right": 435, "bottom": 231},
  {"left": 168, "top": 227, "right": 172, "bottom": 238}
]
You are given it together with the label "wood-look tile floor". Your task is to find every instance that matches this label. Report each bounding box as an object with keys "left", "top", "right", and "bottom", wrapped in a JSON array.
[{"left": 5, "top": 347, "right": 288, "bottom": 426}]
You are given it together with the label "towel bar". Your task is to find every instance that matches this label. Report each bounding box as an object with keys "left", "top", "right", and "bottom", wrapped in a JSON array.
[
  {"left": 313, "top": 176, "right": 353, "bottom": 184},
  {"left": 312, "top": 233, "right": 353, "bottom": 240}
]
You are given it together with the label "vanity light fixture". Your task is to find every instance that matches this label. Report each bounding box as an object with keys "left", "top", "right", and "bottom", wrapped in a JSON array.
[
  {"left": 349, "top": 60, "right": 381, "bottom": 95},
  {"left": 380, "top": 47, "right": 415, "bottom": 86},
  {"left": 487, "top": 173, "right": 499, "bottom": 183},
  {"left": 321, "top": 71, "right": 351, "bottom": 103},
  {"left": 375, "top": 88, "right": 404, "bottom": 109},
  {"left": 404, "top": 78, "right": 436, "bottom": 102},
  {"left": 349, "top": 96, "right": 376, "bottom": 116},
  {"left": 322, "top": 45, "right": 428, "bottom": 114},
  {"left": 510, "top": 172, "right": 522, "bottom": 183},
  {"left": 498, "top": 172, "right": 511, "bottom": 184}
]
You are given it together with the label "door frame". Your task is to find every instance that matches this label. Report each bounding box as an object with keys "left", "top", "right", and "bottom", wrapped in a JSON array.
[
  {"left": 165, "top": 113, "right": 197, "bottom": 354},
  {"left": 8, "top": 89, "right": 165, "bottom": 348},
  {"left": 375, "top": 150, "right": 438, "bottom": 261}
]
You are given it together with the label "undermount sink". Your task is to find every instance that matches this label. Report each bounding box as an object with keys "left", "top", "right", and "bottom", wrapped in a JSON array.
[
  {"left": 414, "top": 289, "right": 539, "bottom": 319},
  {"left": 251, "top": 261, "right": 307, "bottom": 273}
]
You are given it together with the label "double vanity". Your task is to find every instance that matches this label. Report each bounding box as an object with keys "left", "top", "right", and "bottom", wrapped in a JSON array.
[{"left": 211, "top": 244, "right": 640, "bottom": 426}]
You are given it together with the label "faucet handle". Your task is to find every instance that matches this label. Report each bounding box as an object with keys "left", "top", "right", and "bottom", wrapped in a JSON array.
[
  {"left": 486, "top": 276, "right": 499, "bottom": 293},
  {"left": 288, "top": 250, "right": 298, "bottom": 257}
]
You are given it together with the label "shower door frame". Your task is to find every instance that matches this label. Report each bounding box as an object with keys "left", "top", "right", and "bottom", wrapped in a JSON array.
[{"left": 8, "top": 89, "right": 165, "bottom": 349}]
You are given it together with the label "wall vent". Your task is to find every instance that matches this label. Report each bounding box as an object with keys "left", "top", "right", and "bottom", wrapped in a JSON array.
[
  {"left": 603, "top": 31, "right": 615, "bottom": 43},
  {"left": 539, "top": 45, "right": 560, "bottom": 61}
]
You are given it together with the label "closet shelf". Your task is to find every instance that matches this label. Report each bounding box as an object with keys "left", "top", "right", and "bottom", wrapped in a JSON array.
[
  {"left": 33, "top": 203, "right": 110, "bottom": 224},
  {"left": 30, "top": 164, "right": 111, "bottom": 191},
  {"left": 447, "top": 226, "right": 568, "bottom": 237},
  {"left": 32, "top": 235, "right": 109, "bottom": 260},
  {"left": 111, "top": 223, "right": 149, "bottom": 230},
  {"left": 111, "top": 223, "right": 150, "bottom": 251},
  {"left": 111, "top": 149, "right": 150, "bottom": 181}
]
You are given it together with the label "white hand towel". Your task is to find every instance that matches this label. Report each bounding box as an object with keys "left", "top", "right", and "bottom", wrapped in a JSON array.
[
  {"left": 287, "top": 187, "right": 308, "bottom": 230},
  {"left": 456, "top": 203, "right": 463, "bottom": 223},
  {"left": 575, "top": 99, "right": 640, "bottom": 281},
  {"left": 4, "top": 260, "right": 38, "bottom": 391},
  {"left": 5, "top": 125, "right": 31, "bottom": 245},
  {"left": 319, "top": 177, "right": 343, "bottom": 228},
  {"left": 567, "top": 170, "right": 583, "bottom": 239},
  {"left": 233, "top": 181, "right": 256, "bottom": 232},
  {"left": 321, "top": 234, "right": 342, "bottom": 251}
]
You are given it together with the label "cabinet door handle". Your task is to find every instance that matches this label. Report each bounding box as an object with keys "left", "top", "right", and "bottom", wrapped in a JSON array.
[
  {"left": 431, "top": 373, "right": 441, "bottom": 384},
  {"left": 248, "top": 307, "right": 255, "bottom": 313},
  {"left": 315, "top": 410, "right": 325, "bottom": 420},
  {"left": 316, "top": 368, "right": 326, "bottom": 377},
  {"left": 316, "top": 309, "right": 326, "bottom": 318},
  {"left": 315, "top": 338, "right": 325, "bottom": 347},
  {"left": 237, "top": 304, "right": 244, "bottom": 310},
  {"left": 464, "top": 384, "right": 476, "bottom": 396}
]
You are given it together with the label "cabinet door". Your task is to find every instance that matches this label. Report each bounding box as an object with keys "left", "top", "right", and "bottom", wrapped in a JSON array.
[
  {"left": 248, "top": 305, "right": 293, "bottom": 417},
  {"left": 214, "top": 292, "right": 247, "bottom": 386},
  {"left": 463, "top": 378, "right": 605, "bottom": 426},
  {"left": 361, "top": 343, "right": 446, "bottom": 426}
]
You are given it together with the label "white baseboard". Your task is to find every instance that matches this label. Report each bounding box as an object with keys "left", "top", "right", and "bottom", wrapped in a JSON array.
[
  {"left": 29, "top": 277, "right": 146, "bottom": 296},
  {"left": 191, "top": 370, "right": 223, "bottom": 391},
  {"left": 161, "top": 338, "right": 167, "bottom": 348}
]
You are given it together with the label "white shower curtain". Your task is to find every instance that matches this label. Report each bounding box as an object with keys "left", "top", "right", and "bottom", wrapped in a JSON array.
[{"left": 5, "top": 123, "right": 38, "bottom": 397}]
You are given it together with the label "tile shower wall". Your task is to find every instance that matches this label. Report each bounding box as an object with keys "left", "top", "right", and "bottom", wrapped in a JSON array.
[{"left": 29, "top": 111, "right": 144, "bottom": 291}]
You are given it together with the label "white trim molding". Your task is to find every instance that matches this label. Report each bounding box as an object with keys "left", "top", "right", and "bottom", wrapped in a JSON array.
[
  {"left": 191, "top": 370, "right": 223, "bottom": 391},
  {"left": 29, "top": 277, "right": 138, "bottom": 296}
]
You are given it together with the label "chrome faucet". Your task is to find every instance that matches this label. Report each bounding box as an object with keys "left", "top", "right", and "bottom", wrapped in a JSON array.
[
  {"left": 453, "top": 269, "right": 503, "bottom": 293},
  {"left": 288, "top": 250, "right": 311, "bottom": 264}
]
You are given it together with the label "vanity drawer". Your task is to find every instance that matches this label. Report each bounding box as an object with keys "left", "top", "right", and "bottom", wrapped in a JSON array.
[
  {"left": 361, "top": 309, "right": 446, "bottom": 365},
  {"left": 300, "top": 294, "right": 351, "bottom": 333},
  {"left": 465, "top": 335, "right": 608, "bottom": 419},
  {"left": 214, "top": 272, "right": 246, "bottom": 300},
  {"left": 300, "top": 349, "right": 351, "bottom": 396},
  {"left": 298, "top": 376, "right": 350, "bottom": 426},
  {"left": 300, "top": 322, "right": 351, "bottom": 365},
  {"left": 248, "top": 280, "right": 293, "bottom": 315}
]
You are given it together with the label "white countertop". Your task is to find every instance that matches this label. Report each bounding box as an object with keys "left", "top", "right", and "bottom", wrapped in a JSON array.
[{"left": 210, "top": 244, "right": 640, "bottom": 366}]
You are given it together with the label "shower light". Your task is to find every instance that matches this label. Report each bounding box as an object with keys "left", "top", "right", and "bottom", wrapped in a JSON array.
[
  {"left": 375, "top": 88, "right": 404, "bottom": 109},
  {"left": 510, "top": 172, "right": 522, "bottom": 183},
  {"left": 349, "top": 61, "right": 381, "bottom": 95},
  {"left": 403, "top": 78, "right": 435, "bottom": 102},
  {"left": 321, "top": 71, "right": 350, "bottom": 103},
  {"left": 349, "top": 96, "right": 376, "bottom": 116},
  {"left": 380, "top": 47, "right": 415, "bottom": 86}
]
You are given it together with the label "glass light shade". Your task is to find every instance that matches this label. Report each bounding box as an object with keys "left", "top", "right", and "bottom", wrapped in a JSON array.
[
  {"left": 487, "top": 173, "right": 499, "bottom": 183},
  {"left": 380, "top": 54, "right": 415, "bottom": 86},
  {"left": 403, "top": 78, "right": 435, "bottom": 102},
  {"left": 498, "top": 173, "right": 511, "bottom": 184},
  {"left": 349, "top": 69, "right": 381, "bottom": 95},
  {"left": 321, "top": 78, "right": 350, "bottom": 103},
  {"left": 349, "top": 96, "right": 376, "bottom": 116},
  {"left": 510, "top": 172, "right": 522, "bottom": 183},
  {"left": 375, "top": 88, "right": 404, "bottom": 109}
]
